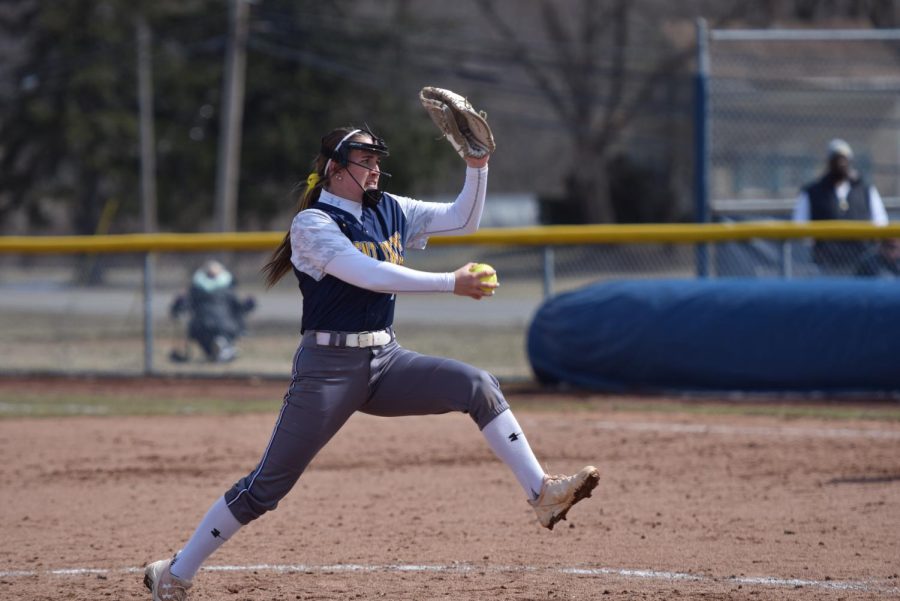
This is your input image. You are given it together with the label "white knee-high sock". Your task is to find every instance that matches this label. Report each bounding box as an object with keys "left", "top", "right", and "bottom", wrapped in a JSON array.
[
  {"left": 169, "top": 496, "right": 242, "bottom": 581},
  {"left": 482, "top": 409, "right": 546, "bottom": 500}
]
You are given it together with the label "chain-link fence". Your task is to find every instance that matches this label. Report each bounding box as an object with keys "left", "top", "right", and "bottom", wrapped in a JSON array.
[
  {"left": 701, "top": 28, "right": 900, "bottom": 274},
  {"left": 3, "top": 224, "right": 899, "bottom": 382},
  {"left": 708, "top": 28, "right": 900, "bottom": 221}
]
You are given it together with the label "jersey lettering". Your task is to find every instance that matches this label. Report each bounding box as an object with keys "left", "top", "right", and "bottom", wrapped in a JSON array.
[
  {"left": 354, "top": 241, "right": 378, "bottom": 258},
  {"left": 352, "top": 232, "right": 403, "bottom": 265},
  {"left": 297, "top": 195, "right": 407, "bottom": 332},
  {"left": 378, "top": 232, "right": 404, "bottom": 265}
]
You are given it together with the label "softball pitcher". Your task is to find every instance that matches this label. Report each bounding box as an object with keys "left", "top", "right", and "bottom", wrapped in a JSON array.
[{"left": 144, "top": 126, "right": 599, "bottom": 601}]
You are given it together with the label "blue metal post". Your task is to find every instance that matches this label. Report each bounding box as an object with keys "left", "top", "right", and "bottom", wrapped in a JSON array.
[{"left": 694, "top": 18, "right": 710, "bottom": 277}]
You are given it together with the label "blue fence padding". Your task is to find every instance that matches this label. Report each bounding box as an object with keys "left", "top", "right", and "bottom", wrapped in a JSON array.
[{"left": 527, "top": 278, "right": 900, "bottom": 393}]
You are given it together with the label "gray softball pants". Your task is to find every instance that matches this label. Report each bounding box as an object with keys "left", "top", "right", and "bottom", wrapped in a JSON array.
[{"left": 224, "top": 334, "right": 510, "bottom": 524}]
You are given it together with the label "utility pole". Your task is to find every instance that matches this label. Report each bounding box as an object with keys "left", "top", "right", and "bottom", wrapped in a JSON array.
[
  {"left": 137, "top": 14, "right": 157, "bottom": 234},
  {"left": 136, "top": 13, "right": 157, "bottom": 375},
  {"left": 214, "top": 0, "right": 250, "bottom": 233}
]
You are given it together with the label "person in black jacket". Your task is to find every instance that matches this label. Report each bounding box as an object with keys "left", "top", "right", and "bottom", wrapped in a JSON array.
[
  {"left": 170, "top": 260, "right": 256, "bottom": 362},
  {"left": 792, "top": 139, "right": 889, "bottom": 274}
]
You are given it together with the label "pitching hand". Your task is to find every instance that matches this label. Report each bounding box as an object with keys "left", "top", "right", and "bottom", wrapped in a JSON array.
[{"left": 453, "top": 262, "right": 498, "bottom": 299}]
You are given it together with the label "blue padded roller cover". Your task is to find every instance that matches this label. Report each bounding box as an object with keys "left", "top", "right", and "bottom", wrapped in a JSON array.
[{"left": 527, "top": 278, "right": 900, "bottom": 392}]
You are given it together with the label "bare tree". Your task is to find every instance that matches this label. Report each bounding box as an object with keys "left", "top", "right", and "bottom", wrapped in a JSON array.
[{"left": 473, "top": 0, "right": 761, "bottom": 223}]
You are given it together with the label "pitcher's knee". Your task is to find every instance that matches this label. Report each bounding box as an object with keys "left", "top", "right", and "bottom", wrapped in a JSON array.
[
  {"left": 469, "top": 369, "right": 509, "bottom": 429},
  {"left": 223, "top": 486, "right": 282, "bottom": 525},
  {"left": 223, "top": 468, "right": 298, "bottom": 525}
]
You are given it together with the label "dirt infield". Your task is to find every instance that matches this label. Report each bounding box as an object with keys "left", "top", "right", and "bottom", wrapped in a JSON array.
[{"left": 1, "top": 376, "right": 899, "bottom": 600}]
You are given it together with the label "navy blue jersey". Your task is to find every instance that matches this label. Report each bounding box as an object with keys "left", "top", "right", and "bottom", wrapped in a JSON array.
[{"left": 294, "top": 194, "right": 408, "bottom": 333}]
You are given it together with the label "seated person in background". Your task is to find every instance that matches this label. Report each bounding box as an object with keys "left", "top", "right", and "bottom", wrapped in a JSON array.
[
  {"left": 792, "top": 139, "right": 888, "bottom": 275},
  {"left": 855, "top": 238, "right": 900, "bottom": 278},
  {"left": 170, "top": 260, "right": 256, "bottom": 362}
]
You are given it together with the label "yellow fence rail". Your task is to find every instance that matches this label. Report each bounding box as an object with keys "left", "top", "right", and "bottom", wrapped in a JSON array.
[
  {"left": 3, "top": 220, "right": 898, "bottom": 377},
  {"left": 3, "top": 221, "right": 900, "bottom": 254}
]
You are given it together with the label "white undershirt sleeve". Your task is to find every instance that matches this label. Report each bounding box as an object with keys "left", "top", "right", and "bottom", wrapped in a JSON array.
[
  {"left": 869, "top": 186, "right": 889, "bottom": 226},
  {"left": 290, "top": 209, "right": 454, "bottom": 293},
  {"left": 324, "top": 251, "right": 455, "bottom": 294},
  {"left": 399, "top": 166, "right": 488, "bottom": 249},
  {"left": 290, "top": 174, "right": 481, "bottom": 293}
]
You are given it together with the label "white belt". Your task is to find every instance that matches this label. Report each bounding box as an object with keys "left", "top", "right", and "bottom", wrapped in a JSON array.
[{"left": 313, "top": 329, "right": 392, "bottom": 348}]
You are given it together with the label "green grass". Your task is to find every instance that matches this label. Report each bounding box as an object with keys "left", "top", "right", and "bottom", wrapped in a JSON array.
[
  {"left": 0, "top": 390, "right": 282, "bottom": 418},
  {"left": 4, "top": 385, "right": 899, "bottom": 422},
  {"left": 611, "top": 399, "right": 900, "bottom": 422},
  {"left": 508, "top": 393, "right": 900, "bottom": 422},
  {"left": 0, "top": 311, "right": 531, "bottom": 380}
]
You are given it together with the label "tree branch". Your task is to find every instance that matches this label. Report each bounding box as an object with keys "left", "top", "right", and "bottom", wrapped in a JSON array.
[
  {"left": 590, "top": 1, "right": 749, "bottom": 154},
  {"left": 474, "top": 0, "right": 573, "bottom": 125}
]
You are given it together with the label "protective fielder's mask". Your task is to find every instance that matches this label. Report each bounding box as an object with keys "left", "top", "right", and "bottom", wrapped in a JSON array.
[{"left": 322, "top": 129, "right": 391, "bottom": 209}]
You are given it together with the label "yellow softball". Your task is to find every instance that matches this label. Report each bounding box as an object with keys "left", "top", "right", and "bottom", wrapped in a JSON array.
[{"left": 469, "top": 263, "right": 498, "bottom": 293}]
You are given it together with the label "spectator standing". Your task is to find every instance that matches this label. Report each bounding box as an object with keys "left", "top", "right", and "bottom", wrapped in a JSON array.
[{"left": 792, "top": 139, "right": 888, "bottom": 274}]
